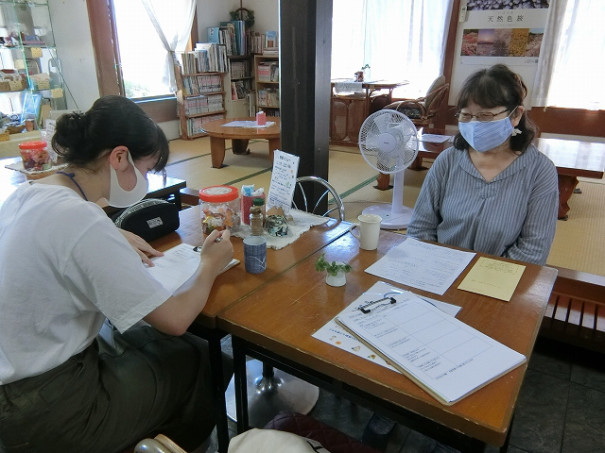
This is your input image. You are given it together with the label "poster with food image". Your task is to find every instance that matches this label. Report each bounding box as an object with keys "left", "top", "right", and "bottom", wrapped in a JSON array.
[{"left": 459, "top": 5, "right": 548, "bottom": 65}]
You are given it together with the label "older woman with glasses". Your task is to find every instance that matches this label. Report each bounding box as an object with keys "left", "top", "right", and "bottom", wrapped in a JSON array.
[{"left": 407, "top": 64, "right": 558, "bottom": 265}]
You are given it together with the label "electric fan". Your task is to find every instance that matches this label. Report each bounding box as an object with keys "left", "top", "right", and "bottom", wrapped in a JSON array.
[{"left": 358, "top": 109, "right": 419, "bottom": 229}]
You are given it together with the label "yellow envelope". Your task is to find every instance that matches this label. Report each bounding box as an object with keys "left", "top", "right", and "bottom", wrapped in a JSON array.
[{"left": 458, "top": 257, "right": 526, "bottom": 301}]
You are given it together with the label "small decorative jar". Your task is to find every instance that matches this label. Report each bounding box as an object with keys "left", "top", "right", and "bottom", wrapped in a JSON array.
[
  {"left": 198, "top": 185, "right": 241, "bottom": 234},
  {"left": 18, "top": 140, "right": 51, "bottom": 171}
]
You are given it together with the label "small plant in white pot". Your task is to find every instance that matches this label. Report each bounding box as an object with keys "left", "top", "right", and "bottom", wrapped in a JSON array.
[{"left": 315, "top": 253, "right": 352, "bottom": 287}]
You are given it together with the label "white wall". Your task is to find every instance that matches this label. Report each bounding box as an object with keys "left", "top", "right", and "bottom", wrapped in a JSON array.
[
  {"left": 196, "top": 0, "right": 278, "bottom": 42},
  {"left": 49, "top": 0, "right": 99, "bottom": 113}
]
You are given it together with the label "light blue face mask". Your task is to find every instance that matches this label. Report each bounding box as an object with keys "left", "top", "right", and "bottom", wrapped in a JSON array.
[{"left": 458, "top": 116, "right": 514, "bottom": 153}]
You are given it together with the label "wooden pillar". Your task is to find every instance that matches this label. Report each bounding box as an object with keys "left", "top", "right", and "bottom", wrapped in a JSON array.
[{"left": 279, "top": 0, "right": 332, "bottom": 181}]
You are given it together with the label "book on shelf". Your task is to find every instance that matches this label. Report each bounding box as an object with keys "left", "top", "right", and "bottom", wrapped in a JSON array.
[
  {"left": 219, "top": 20, "right": 246, "bottom": 56},
  {"left": 186, "top": 113, "right": 225, "bottom": 136},
  {"left": 230, "top": 80, "right": 250, "bottom": 100},
  {"left": 180, "top": 73, "right": 223, "bottom": 96},
  {"left": 176, "top": 43, "right": 228, "bottom": 74},
  {"left": 257, "top": 62, "right": 279, "bottom": 82},
  {"left": 265, "top": 30, "right": 278, "bottom": 49}
]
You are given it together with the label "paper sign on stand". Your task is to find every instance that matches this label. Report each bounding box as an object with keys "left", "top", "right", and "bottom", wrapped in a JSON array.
[{"left": 266, "top": 150, "right": 300, "bottom": 213}]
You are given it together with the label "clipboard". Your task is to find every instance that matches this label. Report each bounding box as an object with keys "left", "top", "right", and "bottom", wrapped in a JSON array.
[{"left": 335, "top": 282, "right": 526, "bottom": 405}]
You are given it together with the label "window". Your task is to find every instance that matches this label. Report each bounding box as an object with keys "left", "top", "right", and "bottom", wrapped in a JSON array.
[
  {"left": 331, "top": 0, "right": 453, "bottom": 98},
  {"left": 112, "top": 0, "right": 172, "bottom": 99},
  {"left": 534, "top": 0, "right": 605, "bottom": 110},
  {"left": 86, "top": 0, "right": 195, "bottom": 121}
]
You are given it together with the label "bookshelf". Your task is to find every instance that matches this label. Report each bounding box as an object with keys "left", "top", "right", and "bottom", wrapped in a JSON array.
[
  {"left": 254, "top": 54, "right": 279, "bottom": 117},
  {"left": 175, "top": 46, "right": 227, "bottom": 140},
  {"left": 225, "top": 54, "right": 254, "bottom": 118}
]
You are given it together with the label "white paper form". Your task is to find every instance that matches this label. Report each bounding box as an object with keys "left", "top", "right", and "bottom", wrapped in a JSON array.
[
  {"left": 146, "top": 243, "right": 238, "bottom": 293},
  {"left": 335, "top": 282, "right": 526, "bottom": 405},
  {"left": 312, "top": 281, "right": 461, "bottom": 371},
  {"left": 365, "top": 238, "right": 475, "bottom": 295}
]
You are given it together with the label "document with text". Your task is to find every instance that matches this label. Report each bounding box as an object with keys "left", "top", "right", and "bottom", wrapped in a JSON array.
[
  {"left": 364, "top": 238, "right": 475, "bottom": 295},
  {"left": 146, "top": 243, "right": 238, "bottom": 294},
  {"left": 335, "top": 281, "right": 526, "bottom": 405}
]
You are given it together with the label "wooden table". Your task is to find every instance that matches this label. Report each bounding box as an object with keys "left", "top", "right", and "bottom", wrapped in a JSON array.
[
  {"left": 150, "top": 206, "right": 350, "bottom": 452},
  {"left": 218, "top": 230, "right": 558, "bottom": 451},
  {"left": 0, "top": 156, "right": 186, "bottom": 210},
  {"left": 330, "top": 80, "right": 406, "bottom": 146},
  {"left": 376, "top": 135, "right": 605, "bottom": 220},
  {"left": 537, "top": 137, "right": 605, "bottom": 220},
  {"left": 201, "top": 117, "right": 281, "bottom": 168}
]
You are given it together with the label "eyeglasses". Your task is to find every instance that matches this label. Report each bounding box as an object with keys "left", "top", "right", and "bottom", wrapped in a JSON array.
[{"left": 454, "top": 108, "right": 510, "bottom": 123}]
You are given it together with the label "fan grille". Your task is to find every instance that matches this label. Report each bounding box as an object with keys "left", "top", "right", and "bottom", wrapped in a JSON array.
[{"left": 358, "top": 110, "right": 419, "bottom": 174}]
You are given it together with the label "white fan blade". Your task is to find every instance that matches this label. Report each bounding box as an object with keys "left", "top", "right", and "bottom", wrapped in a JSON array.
[{"left": 372, "top": 112, "right": 393, "bottom": 133}]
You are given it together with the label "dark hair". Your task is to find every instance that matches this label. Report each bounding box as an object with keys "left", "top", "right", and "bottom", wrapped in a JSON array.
[
  {"left": 52, "top": 95, "right": 169, "bottom": 171},
  {"left": 452, "top": 64, "right": 537, "bottom": 153}
]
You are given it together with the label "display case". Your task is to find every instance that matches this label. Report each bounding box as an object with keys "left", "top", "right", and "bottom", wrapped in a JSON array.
[{"left": 0, "top": 0, "right": 66, "bottom": 131}]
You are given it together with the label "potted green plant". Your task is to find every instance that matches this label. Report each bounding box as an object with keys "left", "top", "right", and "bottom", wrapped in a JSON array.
[{"left": 315, "top": 253, "right": 352, "bottom": 287}]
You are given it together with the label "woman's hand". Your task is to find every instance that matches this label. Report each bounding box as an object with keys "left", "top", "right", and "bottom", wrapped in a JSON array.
[
  {"left": 118, "top": 228, "right": 164, "bottom": 266},
  {"left": 199, "top": 229, "right": 234, "bottom": 275}
]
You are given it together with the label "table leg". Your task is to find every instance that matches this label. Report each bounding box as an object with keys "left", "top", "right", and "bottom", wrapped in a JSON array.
[
  {"left": 232, "top": 139, "right": 250, "bottom": 155},
  {"left": 375, "top": 173, "right": 391, "bottom": 190},
  {"left": 268, "top": 138, "right": 281, "bottom": 163},
  {"left": 557, "top": 174, "right": 579, "bottom": 220},
  {"left": 210, "top": 137, "right": 227, "bottom": 168},
  {"left": 187, "top": 324, "right": 231, "bottom": 453}
]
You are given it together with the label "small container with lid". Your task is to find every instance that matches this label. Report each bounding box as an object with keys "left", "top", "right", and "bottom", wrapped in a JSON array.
[
  {"left": 18, "top": 140, "right": 51, "bottom": 171},
  {"left": 198, "top": 185, "right": 241, "bottom": 234},
  {"left": 256, "top": 110, "right": 266, "bottom": 126},
  {"left": 249, "top": 197, "right": 265, "bottom": 236}
]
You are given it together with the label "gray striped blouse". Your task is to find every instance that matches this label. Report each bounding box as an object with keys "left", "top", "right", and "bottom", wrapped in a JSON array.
[{"left": 407, "top": 144, "right": 559, "bottom": 265}]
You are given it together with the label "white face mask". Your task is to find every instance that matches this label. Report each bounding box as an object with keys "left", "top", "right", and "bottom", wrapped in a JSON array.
[{"left": 107, "top": 151, "right": 148, "bottom": 208}]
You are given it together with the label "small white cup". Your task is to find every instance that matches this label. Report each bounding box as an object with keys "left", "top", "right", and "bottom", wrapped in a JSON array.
[{"left": 351, "top": 214, "right": 382, "bottom": 250}]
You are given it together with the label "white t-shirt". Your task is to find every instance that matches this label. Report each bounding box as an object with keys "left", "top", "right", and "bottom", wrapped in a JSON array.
[{"left": 0, "top": 183, "right": 172, "bottom": 384}]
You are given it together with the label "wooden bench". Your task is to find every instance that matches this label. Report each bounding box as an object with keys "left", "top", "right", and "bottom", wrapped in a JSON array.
[{"left": 540, "top": 266, "right": 605, "bottom": 353}]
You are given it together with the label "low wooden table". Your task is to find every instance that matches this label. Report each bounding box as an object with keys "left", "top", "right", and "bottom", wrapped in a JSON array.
[
  {"left": 201, "top": 117, "right": 281, "bottom": 168},
  {"left": 219, "top": 230, "right": 558, "bottom": 451}
]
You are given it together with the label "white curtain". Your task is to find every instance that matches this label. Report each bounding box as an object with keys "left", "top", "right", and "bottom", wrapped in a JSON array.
[
  {"left": 532, "top": 0, "right": 605, "bottom": 109},
  {"left": 141, "top": 0, "right": 195, "bottom": 94},
  {"left": 332, "top": 0, "right": 453, "bottom": 98}
]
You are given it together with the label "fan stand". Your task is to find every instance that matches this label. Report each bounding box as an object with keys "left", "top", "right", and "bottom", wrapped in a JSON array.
[{"left": 362, "top": 170, "right": 413, "bottom": 229}]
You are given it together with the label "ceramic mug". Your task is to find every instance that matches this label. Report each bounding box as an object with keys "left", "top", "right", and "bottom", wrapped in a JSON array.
[{"left": 351, "top": 214, "right": 382, "bottom": 250}]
